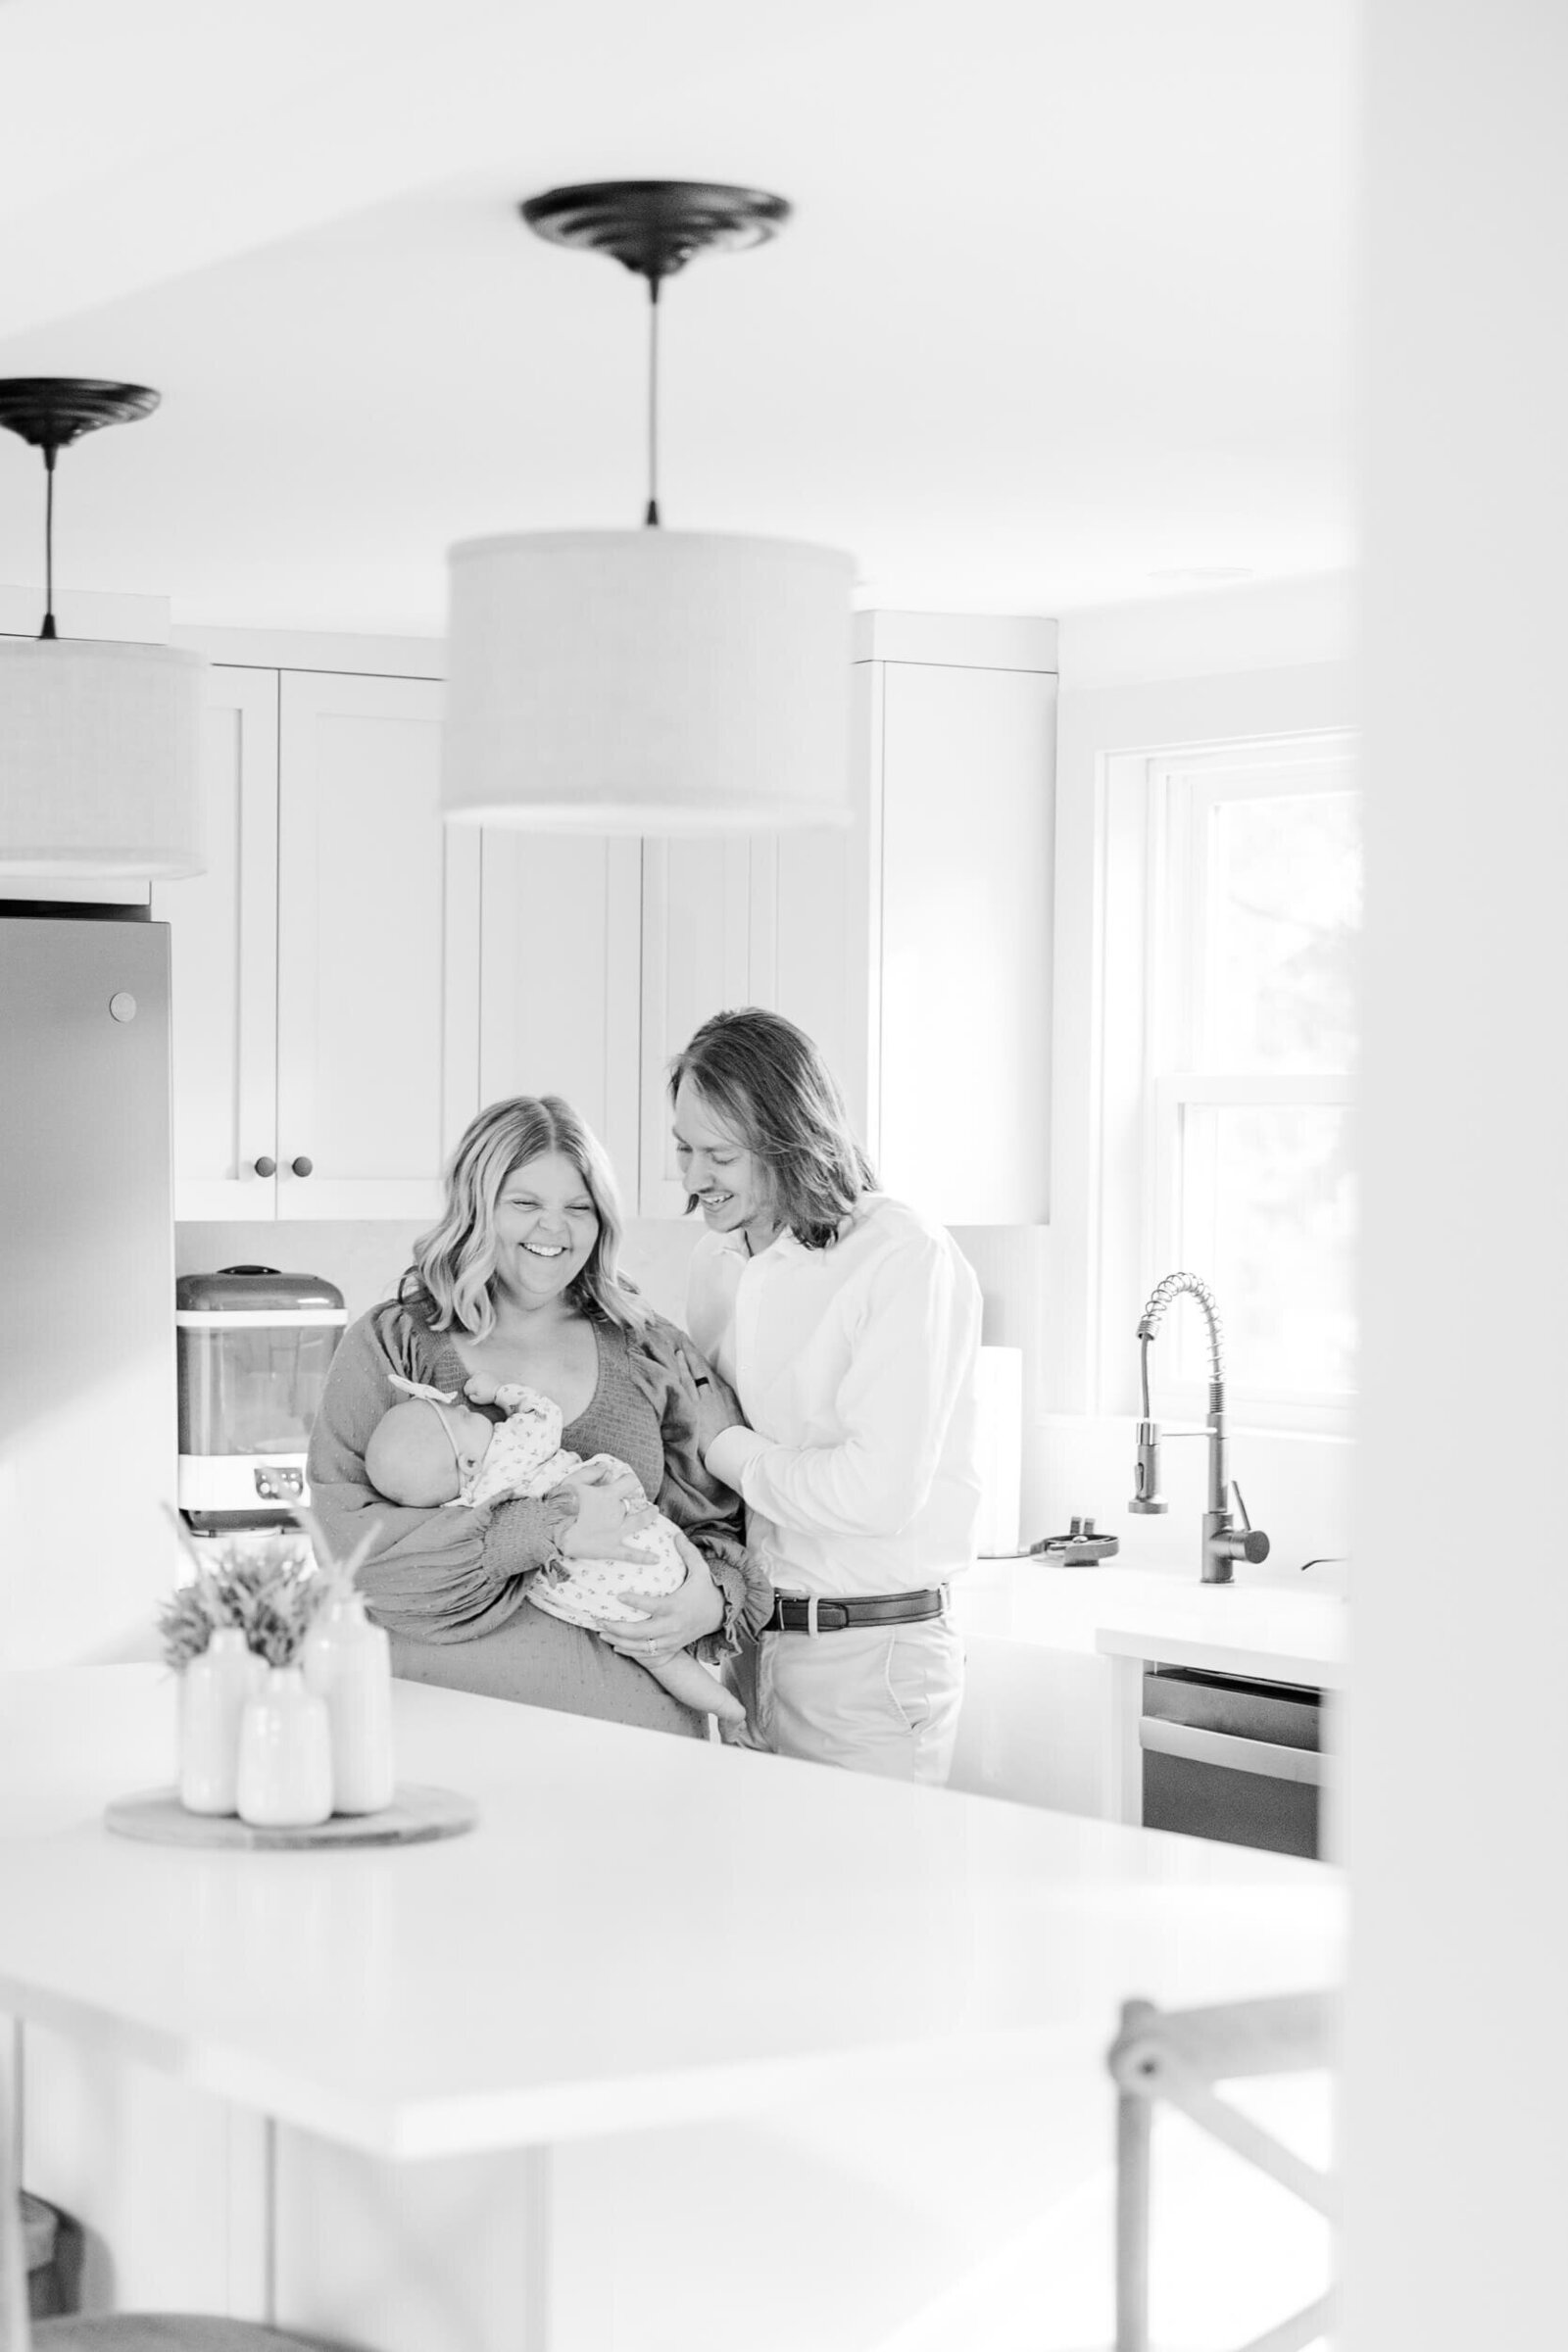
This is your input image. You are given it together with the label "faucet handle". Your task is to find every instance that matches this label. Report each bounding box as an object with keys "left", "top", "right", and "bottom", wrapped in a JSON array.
[
  {"left": 1129, "top": 1420, "right": 1167, "bottom": 1514},
  {"left": 1230, "top": 1483, "right": 1270, "bottom": 1560}
]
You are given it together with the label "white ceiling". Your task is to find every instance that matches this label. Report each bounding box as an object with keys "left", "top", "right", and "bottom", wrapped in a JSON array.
[{"left": 0, "top": 0, "right": 1355, "bottom": 636}]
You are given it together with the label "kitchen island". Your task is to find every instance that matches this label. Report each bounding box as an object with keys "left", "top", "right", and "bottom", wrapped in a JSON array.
[{"left": 0, "top": 1666, "right": 1343, "bottom": 2351}]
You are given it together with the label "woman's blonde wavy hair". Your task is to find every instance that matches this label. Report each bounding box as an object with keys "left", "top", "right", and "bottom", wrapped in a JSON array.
[
  {"left": 399, "top": 1096, "right": 646, "bottom": 1338},
  {"left": 668, "top": 1007, "right": 875, "bottom": 1251}
]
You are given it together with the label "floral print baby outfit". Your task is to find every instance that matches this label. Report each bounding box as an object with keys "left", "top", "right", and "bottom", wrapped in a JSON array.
[{"left": 464, "top": 1384, "right": 687, "bottom": 1630}]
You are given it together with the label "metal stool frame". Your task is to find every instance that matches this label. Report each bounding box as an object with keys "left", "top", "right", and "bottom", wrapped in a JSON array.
[{"left": 1108, "top": 1989, "right": 1337, "bottom": 2352}]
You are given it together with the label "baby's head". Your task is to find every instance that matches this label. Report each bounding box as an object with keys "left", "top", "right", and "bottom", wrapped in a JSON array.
[{"left": 365, "top": 1395, "right": 495, "bottom": 1506}]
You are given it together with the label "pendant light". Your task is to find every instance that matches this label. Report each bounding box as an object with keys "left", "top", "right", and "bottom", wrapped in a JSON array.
[
  {"left": 0, "top": 378, "right": 206, "bottom": 879},
  {"left": 442, "top": 180, "right": 856, "bottom": 835}
]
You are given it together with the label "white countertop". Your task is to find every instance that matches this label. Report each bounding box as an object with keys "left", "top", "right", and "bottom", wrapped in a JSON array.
[
  {"left": 956, "top": 1559, "right": 1347, "bottom": 1689},
  {"left": 0, "top": 1666, "right": 1343, "bottom": 2160}
]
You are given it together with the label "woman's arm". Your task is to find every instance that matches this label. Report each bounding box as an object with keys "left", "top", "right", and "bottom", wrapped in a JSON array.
[
  {"left": 623, "top": 1315, "right": 771, "bottom": 1648},
  {"left": 306, "top": 1306, "right": 576, "bottom": 1641}
]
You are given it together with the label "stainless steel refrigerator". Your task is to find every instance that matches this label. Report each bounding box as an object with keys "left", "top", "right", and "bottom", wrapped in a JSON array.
[{"left": 0, "top": 907, "right": 177, "bottom": 1666}]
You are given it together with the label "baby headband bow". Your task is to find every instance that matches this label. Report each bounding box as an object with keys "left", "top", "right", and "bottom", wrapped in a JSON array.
[{"left": 387, "top": 1374, "right": 460, "bottom": 1405}]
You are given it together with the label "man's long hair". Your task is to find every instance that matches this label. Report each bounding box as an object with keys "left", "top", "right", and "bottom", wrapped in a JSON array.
[{"left": 669, "top": 1007, "right": 875, "bottom": 1250}]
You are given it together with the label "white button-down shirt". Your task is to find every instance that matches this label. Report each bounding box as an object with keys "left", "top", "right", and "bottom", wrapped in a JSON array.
[{"left": 688, "top": 1194, "right": 983, "bottom": 1600}]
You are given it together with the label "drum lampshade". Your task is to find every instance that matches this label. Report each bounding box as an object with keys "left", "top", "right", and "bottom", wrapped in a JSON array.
[
  {"left": 0, "top": 635, "right": 206, "bottom": 877},
  {"left": 442, "top": 527, "right": 856, "bottom": 833}
]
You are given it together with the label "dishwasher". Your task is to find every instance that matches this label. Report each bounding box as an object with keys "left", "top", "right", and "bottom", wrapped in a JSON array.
[{"left": 1140, "top": 1665, "right": 1324, "bottom": 1860}]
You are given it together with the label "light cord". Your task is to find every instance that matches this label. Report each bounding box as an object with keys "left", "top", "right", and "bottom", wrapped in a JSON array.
[
  {"left": 644, "top": 275, "right": 662, "bottom": 527},
  {"left": 39, "top": 446, "right": 58, "bottom": 639}
]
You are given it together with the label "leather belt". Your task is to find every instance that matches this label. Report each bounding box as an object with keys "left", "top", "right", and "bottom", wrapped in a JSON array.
[{"left": 760, "top": 1588, "right": 948, "bottom": 1635}]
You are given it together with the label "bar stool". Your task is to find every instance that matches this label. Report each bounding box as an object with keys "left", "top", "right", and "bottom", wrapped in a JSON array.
[
  {"left": 1107, "top": 1988, "right": 1337, "bottom": 2352},
  {"left": 3, "top": 2102, "right": 342, "bottom": 2352}
]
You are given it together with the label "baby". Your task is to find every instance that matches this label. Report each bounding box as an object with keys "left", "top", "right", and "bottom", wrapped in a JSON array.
[{"left": 364, "top": 1374, "right": 744, "bottom": 1724}]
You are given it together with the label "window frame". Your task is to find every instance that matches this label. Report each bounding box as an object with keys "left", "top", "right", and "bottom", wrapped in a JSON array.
[{"left": 1091, "top": 728, "right": 1358, "bottom": 1439}]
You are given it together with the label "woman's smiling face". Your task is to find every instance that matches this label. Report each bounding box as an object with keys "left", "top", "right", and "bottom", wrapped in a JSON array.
[
  {"left": 490, "top": 1150, "right": 600, "bottom": 1307},
  {"left": 671, "top": 1075, "right": 779, "bottom": 1252}
]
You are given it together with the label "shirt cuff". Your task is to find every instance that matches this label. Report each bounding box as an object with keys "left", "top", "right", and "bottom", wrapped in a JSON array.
[{"left": 705, "top": 1423, "right": 770, "bottom": 1492}]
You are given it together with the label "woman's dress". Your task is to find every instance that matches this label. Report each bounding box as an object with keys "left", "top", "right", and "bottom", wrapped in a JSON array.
[{"left": 306, "top": 1300, "right": 768, "bottom": 1739}]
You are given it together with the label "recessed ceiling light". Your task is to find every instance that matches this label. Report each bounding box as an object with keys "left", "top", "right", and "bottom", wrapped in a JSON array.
[{"left": 1148, "top": 565, "right": 1256, "bottom": 583}]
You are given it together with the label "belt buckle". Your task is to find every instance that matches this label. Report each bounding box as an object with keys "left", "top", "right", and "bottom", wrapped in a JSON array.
[{"left": 774, "top": 1593, "right": 818, "bottom": 1636}]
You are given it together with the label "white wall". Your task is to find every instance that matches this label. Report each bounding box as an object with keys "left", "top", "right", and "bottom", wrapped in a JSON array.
[{"left": 1348, "top": 8, "right": 1568, "bottom": 2347}]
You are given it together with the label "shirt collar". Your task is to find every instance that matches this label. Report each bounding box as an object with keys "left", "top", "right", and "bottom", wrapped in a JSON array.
[{"left": 713, "top": 1223, "right": 799, "bottom": 1262}]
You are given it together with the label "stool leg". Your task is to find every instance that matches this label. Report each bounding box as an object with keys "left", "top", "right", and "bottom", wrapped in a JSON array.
[{"left": 1114, "top": 2080, "right": 1152, "bottom": 2352}]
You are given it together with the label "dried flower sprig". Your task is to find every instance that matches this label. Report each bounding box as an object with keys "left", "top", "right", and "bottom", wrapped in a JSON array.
[
  {"left": 293, "top": 1504, "right": 380, "bottom": 1600},
  {"left": 158, "top": 1513, "right": 324, "bottom": 1671}
]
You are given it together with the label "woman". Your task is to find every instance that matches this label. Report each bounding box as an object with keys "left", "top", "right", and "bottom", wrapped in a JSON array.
[
  {"left": 306, "top": 1096, "right": 770, "bottom": 1739},
  {"left": 660, "top": 1006, "right": 983, "bottom": 1785}
]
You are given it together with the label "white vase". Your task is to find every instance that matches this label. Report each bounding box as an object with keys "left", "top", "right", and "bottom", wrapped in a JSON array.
[
  {"left": 178, "top": 1628, "right": 264, "bottom": 1816},
  {"left": 236, "top": 1666, "right": 334, "bottom": 1828},
  {"left": 302, "top": 1592, "right": 395, "bottom": 1815}
]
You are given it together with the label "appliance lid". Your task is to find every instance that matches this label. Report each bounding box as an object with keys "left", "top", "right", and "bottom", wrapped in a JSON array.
[{"left": 175, "top": 1263, "right": 346, "bottom": 1317}]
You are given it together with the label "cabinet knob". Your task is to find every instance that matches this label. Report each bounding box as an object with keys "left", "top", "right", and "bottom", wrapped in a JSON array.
[
  {"left": 290, "top": 1155, "right": 314, "bottom": 1179},
  {"left": 252, "top": 1155, "right": 277, "bottom": 1178}
]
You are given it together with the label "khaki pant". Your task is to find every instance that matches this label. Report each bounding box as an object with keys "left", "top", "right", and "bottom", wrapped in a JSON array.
[{"left": 730, "top": 1615, "right": 966, "bottom": 1786}]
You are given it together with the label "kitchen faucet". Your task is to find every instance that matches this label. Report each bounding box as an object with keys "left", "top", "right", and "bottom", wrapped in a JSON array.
[{"left": 1129, "top": 1271, "right": 1270, "bottom": 1585}]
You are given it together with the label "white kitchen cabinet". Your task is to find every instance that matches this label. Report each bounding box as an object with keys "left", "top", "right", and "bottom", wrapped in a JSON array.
[
  {"left": 858, "top": 616, "right": 1056, "bottom": 1223},
  {"left": 635, "top": 827, "right": 861, "bottom": 1218},
  {"left": 158, "top": 614, "right": 1052, "bottom": 1231},
  {"left": 153, "top": 664, "right": 279, "bottom": 1218},
  {"left": 274, "top": 670, "right": 477, "bottom": 1220},
  {"left": 476, "top": 832, "right": 643, "bottom": 1200},
  {"left": 160, "top": 664, "right": 479, "bottom": 1222},
  {"left": 478, "top": 827, "right": 858, "bottom": 1219},
  {"left": 636, "top": 834, "right": 780, "bottom": 1214}
]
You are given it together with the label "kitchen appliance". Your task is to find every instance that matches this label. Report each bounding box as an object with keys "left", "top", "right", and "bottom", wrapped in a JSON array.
[
  {"left": 0, "top": 906, "right": 177, "bottom": 1665},
  {"left": 175, "top": 1265, "right": 345, "bottom": 1534},
  {"left": 1140, "top": 1665, "right": 1324, "bottom": 1860},
  {"left": 1028, "top": 1516, "right": 1120, "bottom": 1567}
]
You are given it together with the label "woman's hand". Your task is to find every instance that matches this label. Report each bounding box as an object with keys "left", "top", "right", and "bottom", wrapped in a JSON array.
[
  {"left": 555, "top": 1460, "right": 659, "bottom": 1564},
  {"left": 599, "top": 1529, "right": 724, "bottom": 1661},
  {"left": 691, "top": 1371, "right": 744, "bottom": 1464}
]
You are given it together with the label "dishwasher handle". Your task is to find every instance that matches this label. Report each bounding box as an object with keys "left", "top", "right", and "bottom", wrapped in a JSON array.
[{"left": 1140, "top": 1717, "right": 1327, "bottom": 1788}]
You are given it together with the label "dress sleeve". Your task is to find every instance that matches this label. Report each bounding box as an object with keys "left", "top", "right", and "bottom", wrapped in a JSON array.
[
  {"left": 305, "top": 1304, "right": 576, "bottom": 1642},
  {"left": 624, "top": 1313, "right": 772, "bottom": 1650}
]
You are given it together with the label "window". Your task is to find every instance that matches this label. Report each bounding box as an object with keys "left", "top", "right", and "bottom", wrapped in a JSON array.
[{"left": 1095, "top": 732, "right": 1359, "bottom": 1431}]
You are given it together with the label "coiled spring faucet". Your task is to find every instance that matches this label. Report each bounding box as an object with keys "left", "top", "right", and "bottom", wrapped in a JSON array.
[{"left": 1130, "top": 1271, "right": 1269, "bottom": 1585}]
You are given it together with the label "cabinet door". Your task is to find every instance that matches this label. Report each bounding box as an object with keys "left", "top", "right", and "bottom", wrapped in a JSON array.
[
  {"left": 477, "top": 834, "right": 643, "bottom": 1197},
  {"left": 274, "top": 672, "right": 478, "bottom": 1221},
  {"left": 774, "top": 815, "right": 865, "bottom": 1146},
  {"left": 637, "top": 836, "right": 779, "bottom": 1216},
  {"left": 876, "top": 662, "right": 1055, "bottom": 1222},
  {"left": 153, "top": 664, "right": 280, "bottom": 1219}
]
